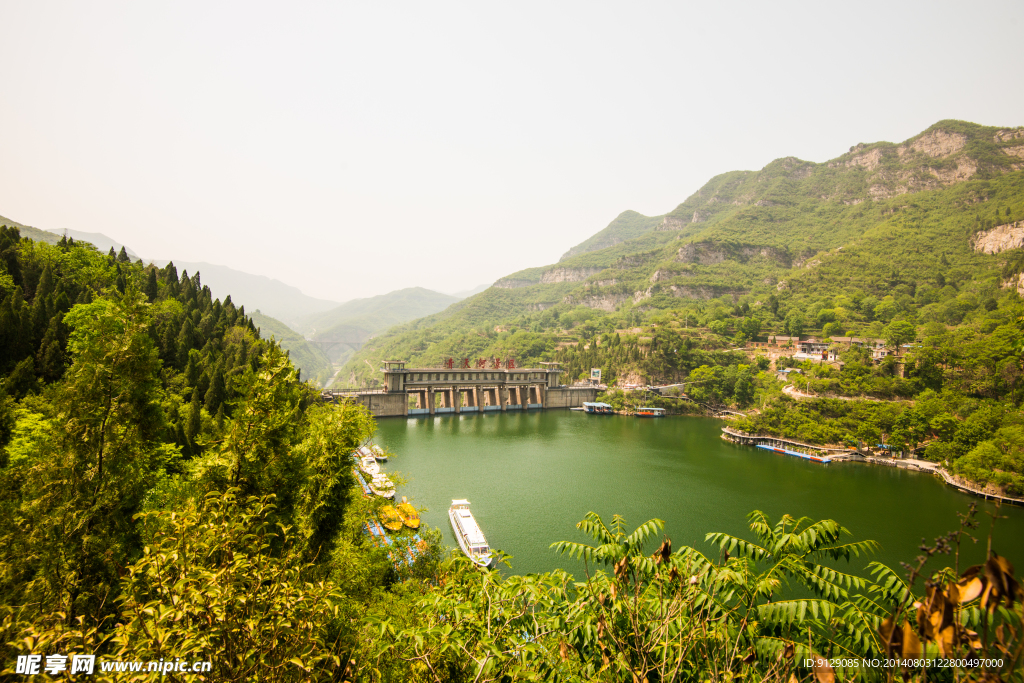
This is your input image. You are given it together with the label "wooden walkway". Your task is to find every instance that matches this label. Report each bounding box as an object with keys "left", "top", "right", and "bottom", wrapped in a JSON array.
[{"left": 936, "top": 468, "right": 1024, "bottom": 506}]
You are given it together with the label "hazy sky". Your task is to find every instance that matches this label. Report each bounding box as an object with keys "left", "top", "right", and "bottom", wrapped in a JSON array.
[{"left": 1, "top": 2, "right": 1022, "bottom": 301}]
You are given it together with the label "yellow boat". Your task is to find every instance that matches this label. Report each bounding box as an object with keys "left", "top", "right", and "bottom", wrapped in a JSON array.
[
  {"left": 397, "top": 496, "right": 420, "bottom": 530},
  {"left": 378, "top": 505, "right": 403, "bottom": 532}
]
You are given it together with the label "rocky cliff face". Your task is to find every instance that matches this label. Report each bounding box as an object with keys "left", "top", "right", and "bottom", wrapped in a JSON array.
[
  {"left": 493, "top": 278, "right": 536, "bottom": 289},
  {"left": 973, "top": 221, "right": 1024, "bottom": 255},
  {"left": 563, "top": 292, "right": 629, "bottom": 312},
  {"left": 675, "top": 241, "right": 790, "bottom": 267},
  {"left": 539, "top": 267, "right": 603, "bottom": 284}
]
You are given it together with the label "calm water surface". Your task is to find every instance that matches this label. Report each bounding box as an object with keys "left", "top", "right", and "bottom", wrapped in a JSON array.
[{"left": 375, "top": 411, "right": 1024, "bottom": 578}]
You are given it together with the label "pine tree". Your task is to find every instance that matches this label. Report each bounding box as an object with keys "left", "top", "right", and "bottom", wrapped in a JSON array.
[
  {"left": 117, "top": 246, "right": 130, "bottom": 263},
  {"left": 107, "top": 246, "right": 116, "bottom": 259},
  {"left": 185, "top": 387, "right": 202, "bottom": 453},
  {"left": 205, "top": 363, "right": 226, "bottom": 414},
  {"left": 175, "top": 319, "right": 194, "bottom": 370},
  {"left": 185, "top": 350, "right": 200, "bottom": 387},
  {"left": 145, "top": 268, "right": 158, "bottom": 302},
  {"left": 160, "top": 323, "right": 177, "bottom": 363},
  {"left": 162, "top": 261, "right": 178, "bottom": 286},
  {"left": 36, "top": 318, "right": 65, "bottom": 382}
]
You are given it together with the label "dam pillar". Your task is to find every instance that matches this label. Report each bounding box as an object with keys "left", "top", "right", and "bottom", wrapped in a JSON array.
[
  {"left": 428, "top": 387, "right": 435, "bottom": 415},
  {"left": 500, "top": 386, "right": 508, "bottom": 411},
  {"left": 454, "top": 387, "right": 461, "bottom": 414},
  {"left": 520, "top": 387, "right": 529, "bottom": 410}
]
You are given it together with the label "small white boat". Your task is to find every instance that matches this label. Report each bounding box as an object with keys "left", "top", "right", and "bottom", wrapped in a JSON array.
[
  {"left": 370, "top": 472, "right": 395, "bottom": 498},
  {"left": 359, "top": 454, "right": 380, "bottom": 477},
  {"left": 371, "top": 444, "right": 388, "bottom": 463},
  {"left": 448, "top": 499, "right": 492, "bottom": 568}
]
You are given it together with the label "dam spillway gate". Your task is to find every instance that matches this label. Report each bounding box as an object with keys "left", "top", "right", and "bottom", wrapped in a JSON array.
[{"left": 328, "top": 361, "right": 599, "bottom": 418}]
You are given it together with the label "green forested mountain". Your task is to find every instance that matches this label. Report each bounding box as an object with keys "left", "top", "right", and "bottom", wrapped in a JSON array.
[
  {"left": 249, "top": 310, "right": 333, "bottom": 385},
  {"left": 558, "top": 209, "right": 663, "bottom": 261},
  {"left": 0, "top": 214, "right": 140, "bottom": 259},
  {"left": 152, "top": 259, "right": 341, "bottom": 326},
  {"left": 294, "top": 286, "right": 462, "bottom": 367}
]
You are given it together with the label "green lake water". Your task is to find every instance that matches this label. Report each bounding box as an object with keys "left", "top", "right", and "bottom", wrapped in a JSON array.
[{"left": 375, "top": 411, "right": 1024, "bottom": 578}]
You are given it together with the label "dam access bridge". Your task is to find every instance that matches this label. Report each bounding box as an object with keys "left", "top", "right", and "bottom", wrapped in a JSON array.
[{"left": 329, "top": 360, "right": 599, "bottom": 418}]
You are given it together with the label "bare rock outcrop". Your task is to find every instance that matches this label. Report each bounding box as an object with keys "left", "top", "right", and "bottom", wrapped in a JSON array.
[
  {"left": 493, "top": 278, "right": 536, "bottom": 289},
  {"left": 540, "top": 267, "right": 602, "bottom": 284},
  {"left": 973, "top": 221, "right": 1024, "bottom": 255},
  {"left": 656, "top": 216, "right": 686, "bottom": 231},
  {"left": 676, "top": 241, "right": 791, "bottom": 267},
  {"left": 1003, "top": 272, "right": 1024, "bottom": 296},
  {"left": 902, "top": 130, "right": 967, "bottom": 158},
  {"left": 668, "top": 285, "right": 745, "bottom": 302},
  {"left": 994, "top": 129, "right": 1024, "bottom": 143},
  {"left": 677, "top": 243, "right": 726, "bottom": 265},
  {"left": 564, "top": 293, "right": 629, "bottom": 312}
]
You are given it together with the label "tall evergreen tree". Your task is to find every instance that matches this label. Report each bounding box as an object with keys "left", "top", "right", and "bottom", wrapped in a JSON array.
[
  {"left": 117, "top": 246, "right": 130, "bottom": 263},
  {"left": 145, "top": 268, "right": 158, "bottom": 302},
  {"left": 205, "top": 363, "right": 226, "bottom": 415},
  {"left": 185, "top": 387, "right": 201, "bottom": 454}
]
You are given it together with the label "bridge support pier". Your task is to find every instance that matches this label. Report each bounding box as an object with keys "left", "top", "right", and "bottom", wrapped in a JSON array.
[{"left": 428, "top": 387, "right": 435, "bottom": 415}]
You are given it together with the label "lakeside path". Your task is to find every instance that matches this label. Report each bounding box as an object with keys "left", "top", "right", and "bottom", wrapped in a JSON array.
[{"left": 782, "top": 384, "right": 913, "bottom": 403}]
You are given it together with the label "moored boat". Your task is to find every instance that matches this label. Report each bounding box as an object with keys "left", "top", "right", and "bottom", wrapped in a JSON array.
[
  {"left": 378, "top": 505, "right": 404, "bottom": 531},
  {"left": 359, "top": 454, "right": 381, "bottom": 477},
  {"left": 635, "top": 406, "right": 665, "bottom": 417},
  {"left": 371, "top": 444, "right": 388, "bottom": 462},
  {"left": 582, "top": 402, "right": 614, "bottom": 414},
  {"left": 755, "top": 443, "right": 831, "bottom": 464},
  {"left": 448, "top": 499, "right": 492, "bottom": 568},
  {"left": 369, "top": 472, "right": 396, "bottom": 498},
  {"left": 397, "top": 496, "right": 420, "bottom": 529}
]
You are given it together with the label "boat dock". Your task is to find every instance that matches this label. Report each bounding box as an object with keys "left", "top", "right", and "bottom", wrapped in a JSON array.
[{"left": 722, "top": 426, "right": 853, "bottom": 464}]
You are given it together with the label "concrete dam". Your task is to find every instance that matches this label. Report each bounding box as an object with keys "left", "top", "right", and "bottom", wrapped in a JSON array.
[{"left": 327, "top": 361, "right": 600, "bottom": 418}]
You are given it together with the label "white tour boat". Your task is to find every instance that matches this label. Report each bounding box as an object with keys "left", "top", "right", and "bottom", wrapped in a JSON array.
[
  {"left": 369, "top": 472, "right": 395, "bottom": 499},
  {"left": 448, "top": 499, "right": 492, "bottom": 568},
  {"left": 371, "top": 444, "right": 388, "bottom": 463},
  {"left": 359, "top": 454, "right": 381, "bottom": 477}
]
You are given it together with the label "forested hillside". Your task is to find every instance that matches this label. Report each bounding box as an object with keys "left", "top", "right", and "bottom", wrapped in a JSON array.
[
  {"left": 294, "top": 287, "right": 462, "bottom": 367},
  {"left": 249, "top": 310, "right": 334, "bottom": 385}
]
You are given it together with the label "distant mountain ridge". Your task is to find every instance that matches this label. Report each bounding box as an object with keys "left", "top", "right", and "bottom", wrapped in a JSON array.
[
  {"left": 0, "top": 215, "right": 140, "bottom": 258},
  {"left": 248, "top": 311, "right": 334, "bottom": 386},
  {"left": 559, "top": 210, "right": 662, "bottom": 262},
  {"left": 151, "top": 260, "right": 340, "bottom": 327},
  {"left": 294, "top": 287, "right": 462, "bottom": 367}
]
